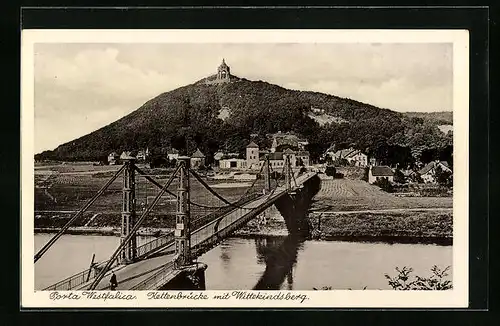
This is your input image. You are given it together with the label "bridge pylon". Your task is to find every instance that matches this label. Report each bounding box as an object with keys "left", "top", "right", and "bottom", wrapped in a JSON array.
[
  {"left": 263, "top": 154, "right": 271, "bottom": 194},
  {"left": 284, "top": 155, "right": 292, "bottom": 192},
  {"left": 174, "top": 156, "right": 191, "bottom": 267},
  {"left": 120, "top": 156, "right": 137, "bottom": 264}
]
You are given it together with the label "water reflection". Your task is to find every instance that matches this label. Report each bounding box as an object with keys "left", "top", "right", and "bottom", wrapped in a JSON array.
[{"left": 253, "top": 235, "right": 304, "bottom": 290}]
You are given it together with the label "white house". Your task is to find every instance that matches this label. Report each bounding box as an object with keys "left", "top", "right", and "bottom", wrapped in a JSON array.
[
  {"left": 219, "top": 158, "right": 247, "bottom": 169},
  {"left": 167, "top": 148, "right": 179, "bottom": 161},
  {"left": 329, "top": 148, "right": 368, "bottom": 167},
  {"left": 418, "top": 161, "right": 452, "bottom": 183},
  {"left": 368, "top": 166, "right": 394, "bottom": 184},
  {"left": 190, "top": 148, "right": 206, "bottom": 169},
  {"left": 246, "top": 141, "right": 260, "bottom": 169},
  {"left": 108, "top": 152, "right": 119, "bottom": 165}
]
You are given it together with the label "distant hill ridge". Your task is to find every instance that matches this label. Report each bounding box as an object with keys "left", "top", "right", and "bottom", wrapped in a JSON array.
[{"left": 36, "top": 60, "right": 452, "bottom": 166}]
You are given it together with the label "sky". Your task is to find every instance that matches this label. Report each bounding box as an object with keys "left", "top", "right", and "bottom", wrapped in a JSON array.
[{"left": 34, "top": 43, "right": 453, "bottom": 153}]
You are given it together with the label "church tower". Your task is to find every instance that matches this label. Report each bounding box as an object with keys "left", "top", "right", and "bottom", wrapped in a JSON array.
[{"left": 217, "top": 59, "right": 231, "bottom": 82}]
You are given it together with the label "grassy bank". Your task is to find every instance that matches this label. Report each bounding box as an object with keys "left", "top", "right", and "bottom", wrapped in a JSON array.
[{"left": 310, "top": 210, "right": 452, "bottom": 244}]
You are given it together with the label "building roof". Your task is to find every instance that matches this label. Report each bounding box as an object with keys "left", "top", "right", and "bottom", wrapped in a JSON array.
[
  {"left": 191, "top": 148, "right": 205, "bottom": 159},
  {"left": 419, "top": 161, "right": 452, "bottom": 175},
  {"left": 283, "top": 148, "right": 295, "bottom": 154},
  {"left": 440, "top": 161, "right": 451, "bottom": 170},
  {"left": 334, "top": 148, "right": 362, "bottom": 159},
  {"left": 267, "top": 152, "right": 284, "bottom": 161},
  {"left": 297, "top": 151, "right": 310, "bottom": 156},
  {"left": 371, "top": 166, "right": 394, "bottom": 176},
  {"left": 214, "top": 152, "right": 224, "bottom": 160},
  {"left": 271, "top": 133, "right": 300, "bottom": 148},
  {"left": 419, "top": 162, "right": 435, "bottom": 175},
  {"left": 219, "top": 58, "right": 229, "bottom": 69},
  {"left": 246, "top": 141, "right": 259, "bottom": 148},
  {"left": 120, "top": 151, "right": 135, "bottom": 160},
  {"left": 168, "top": 148, "right": 179, "bottom": 155},
  {"left": 220, "top": 158, "right": 246, "bottom": 162}
]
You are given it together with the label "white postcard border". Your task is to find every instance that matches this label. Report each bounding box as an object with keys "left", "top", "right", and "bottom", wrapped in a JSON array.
[{"left": 21, "top": 29, "right": 469, "bottom": 308}]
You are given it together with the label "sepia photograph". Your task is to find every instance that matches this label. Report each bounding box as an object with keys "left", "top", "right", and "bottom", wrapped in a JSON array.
[{"left": 21, "top": 29, "right": 469, "bottom": 308}]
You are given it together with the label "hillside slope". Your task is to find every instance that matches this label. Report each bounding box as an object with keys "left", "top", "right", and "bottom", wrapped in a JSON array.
[{"left": 36, "top": 76, "right": 452, "bottom": 166}]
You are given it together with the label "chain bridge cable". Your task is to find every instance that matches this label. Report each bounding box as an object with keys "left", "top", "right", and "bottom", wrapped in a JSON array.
[
  {"left": 188, "top": 160, "right": 266, "bottom": 210},
  {"left": 133, "top": 166, "right": 177, "bottom": 199},
  {"left": 135, "top": 165, "right": 245, "bottom": 210},
  {"left": 34, "top": 165, "right": 126, "bottom": 263},
  {"left": 88, "top": 164, "right": 181, "bottom": 290}
]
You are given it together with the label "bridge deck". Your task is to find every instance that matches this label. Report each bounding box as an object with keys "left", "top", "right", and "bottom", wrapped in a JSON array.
[{"left": 67, "top": 172, "right": 316, "bottom": 291}]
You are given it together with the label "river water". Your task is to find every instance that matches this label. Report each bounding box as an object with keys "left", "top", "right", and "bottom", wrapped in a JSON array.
[{"left": 34, "top": 234, "right": 452, "bottom": 290}]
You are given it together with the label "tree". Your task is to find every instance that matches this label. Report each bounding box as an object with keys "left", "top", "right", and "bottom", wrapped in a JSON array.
[
  {"left": 434, "top": 164, "right": 452, "bottom": 187},
  {"left": 374, "top": 178, "right": 393, "bottom": 193},
  {"left": 393, "top": 169, "right": 406, "bottom": 184},
  {"left": 325, "top": 166, "right": 336, "bottom": 177},
  {"left": 361, "top": 167, "right": 369, "bottom": 182}
]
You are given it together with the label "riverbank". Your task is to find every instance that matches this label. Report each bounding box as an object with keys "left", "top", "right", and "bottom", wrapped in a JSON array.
[
  {"left": 34, "top": 226, "right": 173, "bottom": 237},
  {"left": 234, "top": 209, "right": 452, "bottom": 245}
]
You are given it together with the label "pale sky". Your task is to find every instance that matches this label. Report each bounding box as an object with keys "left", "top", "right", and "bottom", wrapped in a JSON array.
[{"left": 34, "top": 43, "right": 453, "bottom": 153}]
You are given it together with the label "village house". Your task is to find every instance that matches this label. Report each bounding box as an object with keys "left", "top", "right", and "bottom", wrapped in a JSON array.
[
  {"left": 261, "top": 152, "right": 286, "bottom": 169},
  {"left": 120, "top": 151, "right": 135, "bottom": 161},
  {"left": 249, "top": 141, "right": 310, "bottom": 170},
  {"left": 246, "top": 141, "right": 260, "bottom": 169},
  {"left": 418, "top": 161, "right": 452, "bottom": 183},
  {"left": 327, "top": 147, "right": 368, "bottom": 167},
  {"left": 190, "top": 148, "right": 206, "bottom": 169},
  {"left": 296, "top": 150, "right": 310, "bottom": 167},
  {"left": 136, "top": 148, "right": 149, "bottom": 161},
  {"left": 167, "top": 148, "right": 179, "bottom": 161},
  {"left": 219, "top": 158, "right": 247, "bottom": 169},
  {"left": 270, "top": 132, "right": 302, "bottom": 153},
  {"left": 107, "top": 152, "right": 119, "bottom": 165},
  {"left": 368, "top": 166, "right": 394, "bottom": 184}
]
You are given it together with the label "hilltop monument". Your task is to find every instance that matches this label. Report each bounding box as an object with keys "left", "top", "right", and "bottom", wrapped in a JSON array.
[{"left": 205, "top": 59, "right": 234, "bottom": 85}]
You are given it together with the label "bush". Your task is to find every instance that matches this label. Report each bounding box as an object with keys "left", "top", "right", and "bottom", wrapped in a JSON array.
[
  {"left": 393, "top": 169, "right": 406, "bottom": 184},
  {"left": 385, "top": 266, "right": 452, "bottom": 290},
  {"left": 325, "top": 166, "right": 336, "bottom": 177},
  {"left": 373, "top": 177, "right": 394, "bottom": 193},
  {"left": 435, "top": 165, "right": 452, "bottom": 187},
  {"left": 313, "top": 265, "right": 452, "bottom": 291},
  {"left": 334, "top": 172, "right": 344, "bottom": 179},
  {"left": 361, "top": 167, "right": 369, "bottom": 182}
]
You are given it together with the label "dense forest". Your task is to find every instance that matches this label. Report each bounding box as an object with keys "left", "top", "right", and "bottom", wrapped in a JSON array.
[
  {"left": 36, "top": 76, "right": 453, "bottom": 168},
  {"left": 402, "top": 111, "right": 453, "bottom": 125}
]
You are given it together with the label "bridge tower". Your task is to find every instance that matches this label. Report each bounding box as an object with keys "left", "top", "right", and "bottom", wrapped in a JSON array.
[
  {"left": 174, "top": 156, "right": 192, "bottom": 267},
  {"left": 284, "top": 154, "right": 292, "bottom": 192},
  {"left": 263, "top": 154, "right": 271, "bottom": 194},
  {"left": 120, "top": 156, "right": 137, "bottom": 264}
]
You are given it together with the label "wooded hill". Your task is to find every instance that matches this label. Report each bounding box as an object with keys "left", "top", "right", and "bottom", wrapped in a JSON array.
[
  {"left": 402, "top": 111, "right": 453, "bottom": 125},
  {"left": 36, "top": 76, "right": 453, "bottom": 167}
]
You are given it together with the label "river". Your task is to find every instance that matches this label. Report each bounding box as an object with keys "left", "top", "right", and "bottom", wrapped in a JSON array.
[{"left": 34, "top": 234, "right": 452, "bottom": 290}]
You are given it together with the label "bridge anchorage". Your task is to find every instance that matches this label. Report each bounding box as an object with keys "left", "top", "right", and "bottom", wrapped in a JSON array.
[{"left": 36, "top": 151, "right": 319, "bottom": 291}]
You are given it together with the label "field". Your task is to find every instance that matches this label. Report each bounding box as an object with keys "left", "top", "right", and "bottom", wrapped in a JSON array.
[
  {"left": 311, "top": 177, "right": 452, "bottom": 212},
  {"left": 306, "top": 176, "right": 452, "bottom": 243}
]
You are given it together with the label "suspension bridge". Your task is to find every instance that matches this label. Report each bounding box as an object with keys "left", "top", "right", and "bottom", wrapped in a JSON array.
[{"left": 35, "top": 153, "right": 319, "bottom": 291}]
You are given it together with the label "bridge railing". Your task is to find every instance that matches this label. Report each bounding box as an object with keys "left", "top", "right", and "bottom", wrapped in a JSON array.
[
  {"left": 129, "top": 261, "right": 175, "bottom": 291},
  {"left": 42, "top": 259, "right": 118, "bottom": 291},
  {"left": 191, "top": 192, "right": 263, "bottom": 231},
  {"left": 135, "top": 232, "right": 176, "bottom": 260}
]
